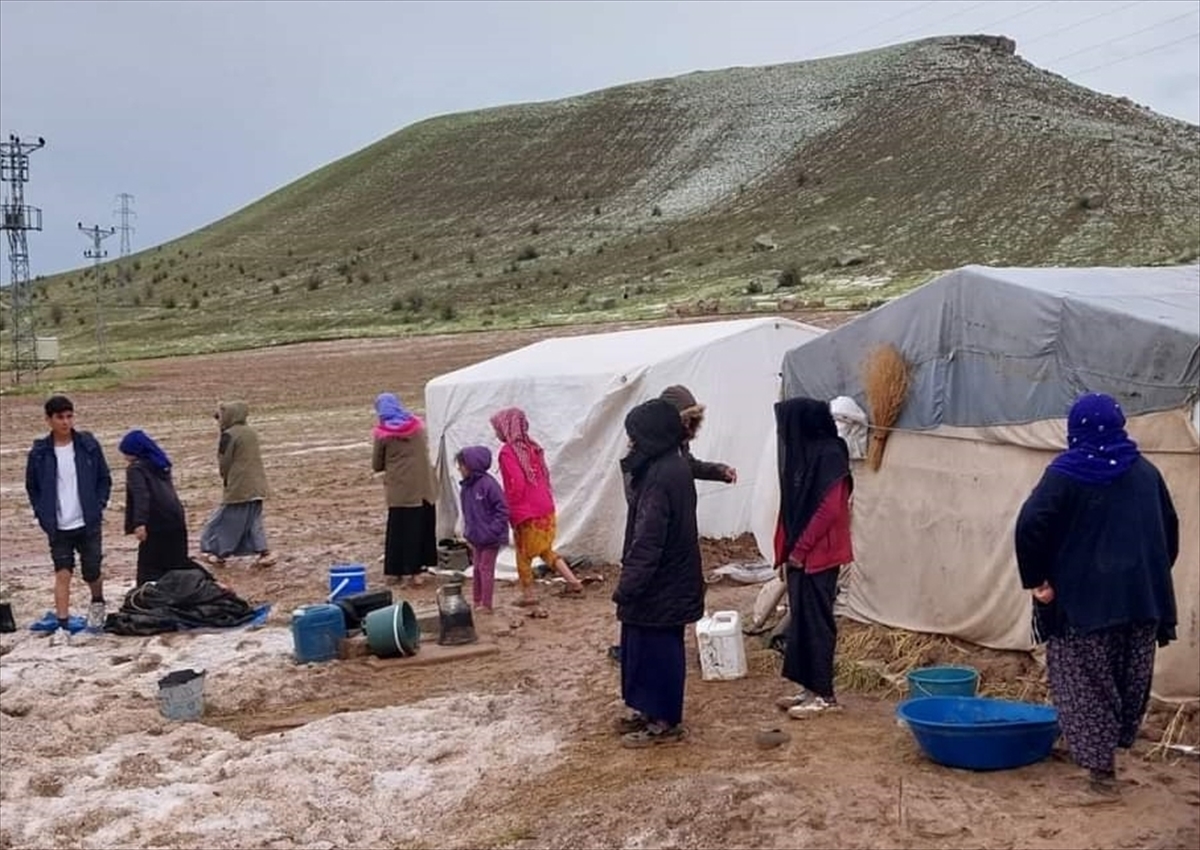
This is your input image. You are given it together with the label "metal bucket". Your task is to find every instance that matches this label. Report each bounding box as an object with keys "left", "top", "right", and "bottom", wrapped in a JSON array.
[{"left": 157, "top": 668, "right": 206, "bottom": 721}]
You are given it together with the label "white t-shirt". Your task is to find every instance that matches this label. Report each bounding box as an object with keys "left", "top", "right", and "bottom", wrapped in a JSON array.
[{"left": 54, "top": 443, "right": 85, "bottom": 531}]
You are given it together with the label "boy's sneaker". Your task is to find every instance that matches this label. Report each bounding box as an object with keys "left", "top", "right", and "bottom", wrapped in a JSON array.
[
  {"left": 86, "top": 601, "right": 106, "bottom": 632},
  {"left": 787, "top": 696, "right": 843, "bottom": 718}
]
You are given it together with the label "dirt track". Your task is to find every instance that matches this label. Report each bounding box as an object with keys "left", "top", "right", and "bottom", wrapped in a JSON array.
[{"left": 1, "top": 316, "right": 1197, "bottom": 850}]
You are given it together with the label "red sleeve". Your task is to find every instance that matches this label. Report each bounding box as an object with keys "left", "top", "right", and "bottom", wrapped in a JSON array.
[
  {"left": 791, "top": 478, "right": 849, "bottom": 565},
  {"left": 773, "top": 516, "right": 787, "bottom": 567}
]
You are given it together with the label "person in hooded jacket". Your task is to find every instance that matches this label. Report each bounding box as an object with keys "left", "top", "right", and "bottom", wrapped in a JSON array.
[
  {"left": 199, "top": 400, "right": 275, "bottom": 570},
  {"left": 120, "top": 429, "right": 189, "bottom": 586},
  {"left": 772, "top": 397, "right": 854, "bottom": 718},
  {"left": 612, "top": 398, "right": 703, "bottom": 748},
  {"left": 455, "top": 445, "right": 509, "bottom": 613},
  {"left": 1015, "top": 393, "right": 1178, "bottom": 796}
]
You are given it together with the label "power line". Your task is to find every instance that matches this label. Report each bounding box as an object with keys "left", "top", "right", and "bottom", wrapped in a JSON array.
[
  {"left": 1066, "top": 30, "right": 1200, "bottom": 77},
  {"left": 809, "top": 0, "right": 940, "bottom": 56},
  {"left": 886, "top": 0, "right": 993, "bottom": 43},
  {"left": 974, "top": 0, "right": 1057, "bottom": 34},
  {"left": 1020, "top": 0, "right": 1147, "bottom": 48},
  {"left": 1046, "top": 7, "right": 1199, "bottom": 66},
  {"left": 113, "top": 192, "right": 136, "bottom": 258}
]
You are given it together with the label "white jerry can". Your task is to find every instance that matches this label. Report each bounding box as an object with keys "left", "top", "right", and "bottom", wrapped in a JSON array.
[{"left": 695, "top": 610, "right": 748, "bottom": 681}]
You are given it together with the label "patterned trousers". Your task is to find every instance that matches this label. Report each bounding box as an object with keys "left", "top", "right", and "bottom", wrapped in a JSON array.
[{"left": 1047, "top": 623, "right": 1157, "bottom": 773}]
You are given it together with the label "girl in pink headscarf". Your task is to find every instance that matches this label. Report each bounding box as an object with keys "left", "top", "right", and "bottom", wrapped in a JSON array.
[{"left": 490, "top": 407, "right": 584, "bottom": 611}]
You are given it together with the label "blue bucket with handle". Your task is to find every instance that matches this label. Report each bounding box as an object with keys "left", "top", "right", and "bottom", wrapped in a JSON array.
[{"left": 328, "top": 564, "right": 367, "bottom": 602}]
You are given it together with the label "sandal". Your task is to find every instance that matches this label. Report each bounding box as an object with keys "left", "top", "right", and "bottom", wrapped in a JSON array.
[
  {"left": 558, "top": 585, "right": 585, "bottom": 598},
  {"left": 621, "top": 722, "right": 687, "bottom": 749}
]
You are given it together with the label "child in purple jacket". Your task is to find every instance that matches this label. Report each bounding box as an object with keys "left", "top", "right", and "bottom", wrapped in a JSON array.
[{"left": 455, "top": 446, "right": 509, "bottom": 613}]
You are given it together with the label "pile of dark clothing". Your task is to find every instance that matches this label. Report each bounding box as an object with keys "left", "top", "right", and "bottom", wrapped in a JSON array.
[{"left": 105, "top": 560, "right": 258, "bottom": 636}]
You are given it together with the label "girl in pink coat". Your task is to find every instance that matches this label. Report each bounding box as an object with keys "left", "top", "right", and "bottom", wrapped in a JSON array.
[{"left": 490, "top": 407, "right": 584, "bottom": 611}]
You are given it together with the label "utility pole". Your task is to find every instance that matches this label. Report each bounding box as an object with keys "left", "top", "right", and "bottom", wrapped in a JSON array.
[
  {"left": 0, "top": 133, "right": 46, "bottom": 385},
  {"left": 113, "top": 192, "right": 135, "bottom": 258},
  {"left": 78, "top": 222, "right": 116, "bottom": 369}
]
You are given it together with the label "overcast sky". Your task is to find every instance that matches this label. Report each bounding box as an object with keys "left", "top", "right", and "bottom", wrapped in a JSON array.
[{"left": 2, "top": 0, "right": 1197, "bottom": 276}]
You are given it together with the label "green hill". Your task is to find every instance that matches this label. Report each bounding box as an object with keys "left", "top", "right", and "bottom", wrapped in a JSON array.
[{"left": 5, "top": 34, "right": 1198, "bottom": 366}]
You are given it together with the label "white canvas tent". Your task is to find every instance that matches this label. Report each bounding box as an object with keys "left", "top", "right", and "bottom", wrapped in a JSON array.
[
  {"left": 424, "top": 317, "right": 824, "bottom": 568},
  {"left": 757, "top": 265, "right": 1199, "bottom": 701}
]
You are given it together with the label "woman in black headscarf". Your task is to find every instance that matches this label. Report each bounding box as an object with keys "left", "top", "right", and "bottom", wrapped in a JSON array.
[
  {"left": 612, "top": 398, "right": 703, "bottom": 748},
  {"left": 772, "top": 397, "right": 854, "bottom": 717}
]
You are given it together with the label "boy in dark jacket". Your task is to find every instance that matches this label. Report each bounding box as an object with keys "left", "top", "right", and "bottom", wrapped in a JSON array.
[
  {"left": 612, "top": 398, "right": 702, "bottom": 748},
  {"left": 24, "top": 395, "right": 112, "bottom": 641},
  {"left": 456, "top": 446, "right": 509, "bottom": 613}
]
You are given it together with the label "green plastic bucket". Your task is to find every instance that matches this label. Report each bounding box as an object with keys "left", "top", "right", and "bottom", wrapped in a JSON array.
[{"left": 363, "top": 602, "right": 420, "bottom": 658}]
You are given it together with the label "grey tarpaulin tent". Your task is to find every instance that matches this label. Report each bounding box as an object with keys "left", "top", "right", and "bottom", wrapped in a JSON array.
[{"left": 770, "top": 264, "right": 1200, "bottom": 700}]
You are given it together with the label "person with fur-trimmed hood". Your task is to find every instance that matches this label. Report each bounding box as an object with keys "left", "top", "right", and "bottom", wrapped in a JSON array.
[
  {"left": 199, "top": 400, "right": 275, "bottom": 570},
  {"left": 658, "top": 385, "right": 737, "bottom": 484}
]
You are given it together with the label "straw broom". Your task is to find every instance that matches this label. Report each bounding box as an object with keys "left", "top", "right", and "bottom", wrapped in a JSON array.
[{"left": 860, "top": 343, "right": 911, "bottom": 471}]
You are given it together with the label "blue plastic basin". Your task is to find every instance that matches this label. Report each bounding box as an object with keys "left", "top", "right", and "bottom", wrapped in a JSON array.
[
  {"left": 906, "top": 665, "right": 979, "bottom": 698},
  {"left": 896, "top": 696, "right": 1060, "bottom": 771}
]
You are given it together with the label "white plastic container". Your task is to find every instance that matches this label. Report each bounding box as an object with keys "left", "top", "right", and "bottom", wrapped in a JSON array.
[{"left": 695, "top": 610, "right": 748, "bottom": 681}]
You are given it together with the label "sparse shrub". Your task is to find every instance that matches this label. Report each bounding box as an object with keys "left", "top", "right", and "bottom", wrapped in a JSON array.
[
  {"left": 577, "top": 293, "right": 589, "bottom": 306},
  {"left": 202, "top": 289, "right": 209, "bottom": 297},
  {"left": 777, "top": 265, "right": 802, "bottom": 288},
  {"left": 567, "top": 246, "right": 575, "bottom": 256},
  {"left": 180, "top": 274, "right": 189, "bottom": 285},
  {"left": 475, "top": 271, "right": 484, "bottom": 278},
  {"left": 189, "top": 296, "right": 200, "bottom": 309},
  {"left": 583, "top": 191, "right": 591, "bottom": 200},
  {"left": 237, "top": 264, "right": 245, "bottom": 275},
  {"left": 596, "top": 245, "right": 605, "bottom": 255},
  {"left": 390, "top": 296, "right": 405, "bottom": 312},
  {"left": 634, "top": 284, "right": 648, "bottom": 295},
  {"left": 286, "top": 248, "right": 294, "bottom": 257},
  {"left": 439, "top": 303, "right": 458, "bottom": 321},
  {"left": 406, "top": 291, "right": 425, "bottom": 312},
  {"left": 132, "top": 260, "right": 141, "bottom": 272},
  {"left": 411, "top": 250, "right": 420, "bottom": 262},
  {"left": 552, "top": 194, "right": 560, "bottom": 203},
  {"left": 337, "top": 261, "right": 351, "bottom": 277},
  {"left": 271, "top": 283, "right": 281, "bottom": 295},
  {"left": 651, "top": 205, "right": 662, "bottom": 217},
  {"left": 473, "top": 226, "right": 484, "bottom": 239},
  {"left": 466, "top": 250, "right": 476, "bottom": 264},
  {"left": 167, "top": 257, "right": 177, "bottom": 268},
  {"left": 593, "top": 205, "right": 601, "bottom": 216},
  {"left": 517, "top": 246, "right": 539, "bottom": 262},
  {"left": 67, "top": 279, "right": 75, "bottom": 289},
  {"left": 162, "top": 295, "right": 177, "bottom": 309},
  {"left": 49, "top": 303, "right": 64, "bottom": 326},
  {"left": 306, "top": 275, "right": 321, "bottom": 291},
  {"left": 745, "top": 280, "right": 763, "bottom": 295},
  {"left": 359, "top": 271, "right": 372, "bottom": 284},
  {"left": 132, "top": 295, "right": 142, "bottom": 307},
  {"left": 530, "top": 222, "right": 541, "bottom": 236},
  {"left": 601, "top": 297, "right": 617, "bottom": 310}
]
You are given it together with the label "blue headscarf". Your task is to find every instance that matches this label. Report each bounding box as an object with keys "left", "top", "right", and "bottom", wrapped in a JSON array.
[
  {"left": 374, "top": 392, "right": 414, "bottom": 428},
  {"left": 1047, "top": 393, "right": 1140, "bottom": 485},
  {"left": 119, "top": 429, "right": 173, "bottom": 473}
]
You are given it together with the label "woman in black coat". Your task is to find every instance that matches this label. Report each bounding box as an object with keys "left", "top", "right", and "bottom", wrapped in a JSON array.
[
  {"left": 612, "top": 398, "right": 703, "bottom": 748},
  {"left": 119, "top": 429, "right": 189, "bottom": 586},
  {"left": 1015, "top": 393, "right": 1178, "bottom": 796}
]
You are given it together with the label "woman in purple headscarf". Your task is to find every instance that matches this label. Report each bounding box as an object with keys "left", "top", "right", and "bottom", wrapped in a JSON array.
[
  {"left": 119, "top": 429, "right": 189, "bottom": 586},
  {"left": 371, "top": 393, "right": 438, "bottom": 587},
  {"left": 1015, "top": 393, "right": 1179, "bottom": 796}
]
